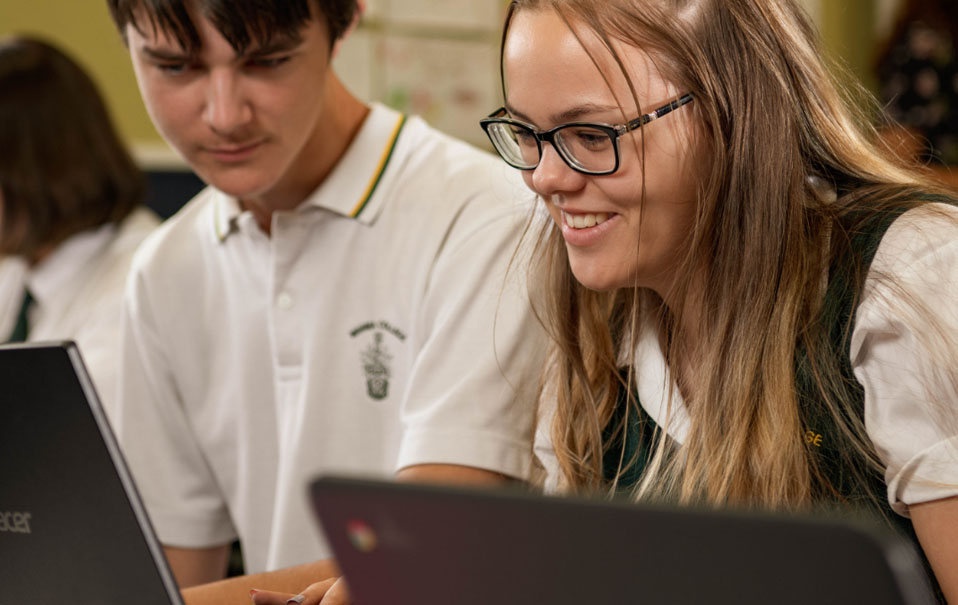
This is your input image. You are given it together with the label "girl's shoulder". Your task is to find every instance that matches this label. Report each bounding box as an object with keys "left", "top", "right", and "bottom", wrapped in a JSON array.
[{"left": 874, "top": 201, "right": 958, "bottom": 274}]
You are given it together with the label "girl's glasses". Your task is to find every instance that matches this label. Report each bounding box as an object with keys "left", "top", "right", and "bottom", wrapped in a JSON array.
[{"left": 479, "top": 93, "right": 694, "bottom": 176}]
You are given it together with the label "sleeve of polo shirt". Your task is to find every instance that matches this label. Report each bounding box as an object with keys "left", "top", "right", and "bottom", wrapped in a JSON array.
[
  {"left": 395, "top": 187, "right": 547, "bottom": 481},
  {"left": 534, "top": 361, "right": 563, "bottom": 493},
  {"left": 851, "top": 203, "right": 958, "bottom": 516},
  {"left": 114, "top": 242, "right": 237, "bottom": 548},
  {"left": 73, "top": 289, "right": 124, "bottom": 421}
]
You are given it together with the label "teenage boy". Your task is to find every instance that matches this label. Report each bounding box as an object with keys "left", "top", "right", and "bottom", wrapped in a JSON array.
[{"left": 107, "top": 0, "right": 542, "bottom": 595}]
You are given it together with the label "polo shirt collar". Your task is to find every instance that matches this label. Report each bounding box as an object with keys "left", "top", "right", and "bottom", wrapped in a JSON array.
[
  {"left": 27, "top": 222, "right": 115, "bottom": 309},
  {"left": 622, "top": 317, "right": 691, "bottom": 444},
  {"left": 212, "top": 192, "right": 243, "bottom": 243},
  {"left": 306, "top": 103, "right": 408, "bottom": 221},
  {"left": 212, "top": 103, "right": 408, "bottom": 243}
]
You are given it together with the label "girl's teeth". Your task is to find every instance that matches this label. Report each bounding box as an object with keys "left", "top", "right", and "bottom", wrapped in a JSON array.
[{"left": 566, "top": 212, "right": 610, "bottom": 229}]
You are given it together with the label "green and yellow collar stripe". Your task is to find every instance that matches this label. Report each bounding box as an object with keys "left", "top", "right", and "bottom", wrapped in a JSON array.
[
  {"left": 350, "top": 113, "right": 407, "bottom": 219},
  {"left": 214, "top": 194, "right": 240, "bottom": 243}
]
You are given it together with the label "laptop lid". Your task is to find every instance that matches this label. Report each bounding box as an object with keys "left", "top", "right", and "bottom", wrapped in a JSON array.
[
  {"left": 310, "top": 475, "right": 937, "bottom": 605},
  {"left": 0, "top": 341, "right": 183, "bottom": 604}
]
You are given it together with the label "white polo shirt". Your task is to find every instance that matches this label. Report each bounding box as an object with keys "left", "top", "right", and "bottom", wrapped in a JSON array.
[
  {"left": 0, "top": 207, "right": 159, "bottom": 417},
  {"left": 535, "top": 204, "right": 958, "bottom": 513},
  {"left": 116, "top": 104, "right": 544, "bottom": 572}
]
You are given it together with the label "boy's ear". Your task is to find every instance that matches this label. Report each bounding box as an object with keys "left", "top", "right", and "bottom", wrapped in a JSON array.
[{"left": 331, "top": 0, "right": 365, "bottom": 60}]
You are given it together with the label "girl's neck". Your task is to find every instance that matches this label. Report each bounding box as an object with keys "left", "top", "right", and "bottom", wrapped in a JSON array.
[{"left": 656, "top": 280, "right": 708, "bottom": 405}]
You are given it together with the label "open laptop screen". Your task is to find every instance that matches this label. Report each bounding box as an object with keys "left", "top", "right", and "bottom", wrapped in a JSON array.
[
  {"left": 0, "top": 342, "right": 182, "bottom": 604},
  {"left": 311, "top": 475, "right": 937, "bottom": 605}
]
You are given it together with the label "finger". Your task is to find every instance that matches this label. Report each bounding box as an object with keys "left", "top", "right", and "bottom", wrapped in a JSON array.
[
  {"left": 250, "top": 589, "right": 296, "bottom": 605},
  {"left": 289, "top": 577, "right": 340, "bottom": 605},
  {"left": 318, "top": 577, "right": 352, "bottom": 605}
]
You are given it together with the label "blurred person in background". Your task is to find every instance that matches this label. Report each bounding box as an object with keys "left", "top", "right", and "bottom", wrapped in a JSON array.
[
  {"left": 876, "top": 0, "right": 958, "bottom": 187},
  {"left": 0, "top": 35, "right": 159, "bottom": 417}
]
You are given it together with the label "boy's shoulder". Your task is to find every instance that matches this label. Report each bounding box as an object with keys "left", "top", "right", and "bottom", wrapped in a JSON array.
[
  {"left": 386, "top": 113, "right": 532, "bottom": 211},
  {"left": 128, "top": 186, "right": 222, "bottom": 278}
]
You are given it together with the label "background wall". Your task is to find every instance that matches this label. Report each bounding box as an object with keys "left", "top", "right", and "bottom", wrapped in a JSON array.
[
  {"left": 0, "top": 1, "right": 173, "bottom": 165},
  {"left": 0, "top": 0, "right": 907, "bottom": 168},
  {"left": 335, "top": 0, "right": 505, "bottom": 148}
]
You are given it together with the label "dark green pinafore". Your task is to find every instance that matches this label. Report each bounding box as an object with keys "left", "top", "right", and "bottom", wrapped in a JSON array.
[{"left": 603, "top": 206, "right": 946, "bottom": 601}]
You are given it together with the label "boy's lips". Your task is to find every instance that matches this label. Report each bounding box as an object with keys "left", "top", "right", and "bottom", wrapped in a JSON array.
[{"left": 203, "top": 140, "right": 265, "bottom": 162}]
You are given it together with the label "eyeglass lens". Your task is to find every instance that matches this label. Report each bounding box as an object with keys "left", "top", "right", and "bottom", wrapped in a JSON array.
[{"left": 486, "top": 122, "right": 616, "bottom": 173}]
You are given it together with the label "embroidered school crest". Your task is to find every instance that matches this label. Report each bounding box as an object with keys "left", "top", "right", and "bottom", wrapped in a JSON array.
[
  {"left": 350, "top": 320, "right": 407, "bottom": 400},
  {"left": 362, "top": 333, "right": 391, "bottom": 400}
]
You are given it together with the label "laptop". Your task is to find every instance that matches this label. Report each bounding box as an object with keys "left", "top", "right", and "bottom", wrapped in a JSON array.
[
  {"left": 0, "top": 341, "right": 183, "bottom": 604},
  {"left": 310, "top": 475, "right": 938, "bottom": 605}
]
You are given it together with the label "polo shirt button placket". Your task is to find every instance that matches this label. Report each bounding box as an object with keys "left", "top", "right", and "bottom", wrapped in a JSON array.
[
  {"left": 273, "top": 290, "right": 301, "bottom": 369},
  {"left": 276, "top": 292, "right": 294, "bottom": 310}
]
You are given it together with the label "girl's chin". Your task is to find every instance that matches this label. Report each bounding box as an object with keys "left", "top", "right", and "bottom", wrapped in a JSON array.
[{"left": 568, "top": 263, "right": 631, "bottom": 292}]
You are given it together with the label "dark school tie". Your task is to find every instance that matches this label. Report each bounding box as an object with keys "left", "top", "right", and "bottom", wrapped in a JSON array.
[{"left": 6, "top": 288, "right": 34, "bottom": 343}]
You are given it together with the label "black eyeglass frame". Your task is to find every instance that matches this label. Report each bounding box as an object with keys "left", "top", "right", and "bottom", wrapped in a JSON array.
[{"left": 479, "top": 93, "right": 694, "bottom": 176}]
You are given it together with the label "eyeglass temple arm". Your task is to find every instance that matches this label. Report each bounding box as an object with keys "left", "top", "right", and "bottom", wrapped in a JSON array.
[
  {"left": 621, "top": 93, "right": 695, "bottom": 133},
  {"left": 484, "top": 107, "right": 509, "bottom": 119}
]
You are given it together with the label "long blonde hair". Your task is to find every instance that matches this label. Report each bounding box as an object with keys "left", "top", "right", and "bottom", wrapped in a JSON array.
[{"left": 511, "top": 0, "right": 954, "bottom": 511}]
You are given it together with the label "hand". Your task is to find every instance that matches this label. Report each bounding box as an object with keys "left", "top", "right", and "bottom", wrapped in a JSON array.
[{"left": 250, "top": 576, "right": 351, "bottom": 605}]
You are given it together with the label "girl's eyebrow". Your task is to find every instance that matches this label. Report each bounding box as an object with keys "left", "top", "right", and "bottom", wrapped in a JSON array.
[{"left": 504, "top": 102, "right": 624, "bottom": 126}]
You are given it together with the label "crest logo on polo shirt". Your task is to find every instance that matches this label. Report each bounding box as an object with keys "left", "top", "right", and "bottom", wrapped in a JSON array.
[{"left": 350, "top": 320, "right": 407, "bottom": 400}]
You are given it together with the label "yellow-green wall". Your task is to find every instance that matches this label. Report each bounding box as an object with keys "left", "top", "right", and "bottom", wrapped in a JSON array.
[
  {"left": 1, "top": 1, "right": 888, "bottom": 164},
  {"left": 0, "top": 1, "right": 166, "bottom": 159},
  {"left": 820, "top": 0, "right": 879, "bottom": 93}
]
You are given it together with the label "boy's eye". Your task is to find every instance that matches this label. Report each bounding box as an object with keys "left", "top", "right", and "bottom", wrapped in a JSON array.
[
  {"left": 150, "top": 59, "right": 192, "bottom": 75},
  {"left": 248, "top": 56, "right": 290, "bottom": 69}
]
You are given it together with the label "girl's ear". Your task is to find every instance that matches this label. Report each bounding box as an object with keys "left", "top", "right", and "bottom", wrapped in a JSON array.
[
  {"left": 805, "top": 175, "right": 837, "bottom": 204},
  {"left": 331, "top": 0, "right": 365, "bottom": 60}
]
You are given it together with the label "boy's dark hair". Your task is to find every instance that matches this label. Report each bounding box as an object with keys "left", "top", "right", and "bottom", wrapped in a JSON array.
[
  {"left": 106, "top": 0, "right": 360, "bottom": 54},
  {"left": 0, "top": 36, "right": 143, "bottom": 259}
]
